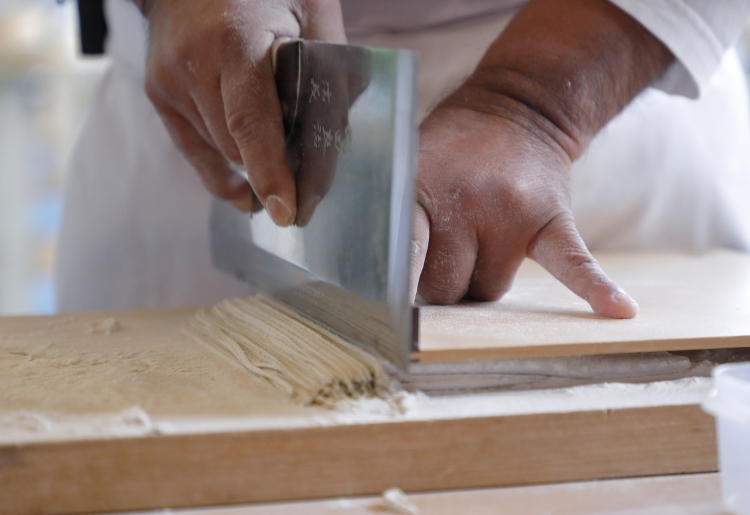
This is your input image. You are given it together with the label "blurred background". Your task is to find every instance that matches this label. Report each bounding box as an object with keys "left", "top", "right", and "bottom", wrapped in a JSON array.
[
  {"left": 0, "top": 2, "right": 749, "bottom": 315},
  {"left": 0, "top": 0, "right": 107, "bottom": 314}
]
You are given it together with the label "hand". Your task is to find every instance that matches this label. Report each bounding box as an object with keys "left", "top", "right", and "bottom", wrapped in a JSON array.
[
  {"left": 140, "top": 0, "right": 346, "bottom": 225},
  {"left": 411, "top": 93, "right": 639, "bottom": 318},
  {"left": 410, "top": 0, "right": 673, "bottom": 317}
]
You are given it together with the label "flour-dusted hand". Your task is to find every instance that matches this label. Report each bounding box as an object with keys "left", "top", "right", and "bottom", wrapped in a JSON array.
[
  {"left": 137, "top": 0, "right": 346, "bottom": 225},
  {"left": 412, "top": 97, "right": 640, "bottom": 318},
  {"left": 410, "top": 0, "right": 675, "bottom": 317}
]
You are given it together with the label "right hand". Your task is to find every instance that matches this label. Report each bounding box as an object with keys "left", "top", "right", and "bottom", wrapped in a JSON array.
[{"left": 139, "top": 0, "right": 346, "bottom": 225}]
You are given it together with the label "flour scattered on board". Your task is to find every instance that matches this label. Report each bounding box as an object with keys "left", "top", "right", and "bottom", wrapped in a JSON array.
[
  {"left": 0, "top": 411, "right": 51, "bottom": 432},
  {"left": 0, "top": 405, "right": 158, "bottom": 441},
  {"left": 381, "top": 488, "right": 419, "bottom": 515},
  {"left": 334, "top": 390, "right": 412, "bottom": 417},
  {"left": 86, "top": 317, "right": 122, "bottom": 335},
  {"left": 115, "top": 405, "right": 154, "bottom": 431}
]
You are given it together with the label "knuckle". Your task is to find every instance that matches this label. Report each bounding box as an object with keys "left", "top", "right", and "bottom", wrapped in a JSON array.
[
  {"left": 504, "top": 178, "right": 544, "bottom": 213},
  {"left": 414, "top": 184, "right": 438, "bottom": 216},
  {"left": 216, "top": 23, "right": 245, "bottom": 52},
  {"left": 226, "top": 107, "right": 264, "bottom": 144},
  {"left": 214, "top": 28, "right": 233, "bottom": 55},
  {"left": 419, "top": 283, "right": 466, "bottom": 305},
  {"left": 555, "top": 215, "right": 586, "bottom": 249},
  {"left": 419, "top": 264, "right": 469, "bottom": 305},
  {"left": 419, "top": 281, "right": 466, "bottom": 305},
  {"left": 567, "top": 254, "right": 600, "bottom": 278},
  {"left": 169, "top": 26, "right": 218, "bottom": 67}
]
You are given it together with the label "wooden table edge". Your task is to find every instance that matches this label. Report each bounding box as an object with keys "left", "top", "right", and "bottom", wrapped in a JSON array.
[{"left": 0, "top": 403, "right": 718, "bottom": 515}]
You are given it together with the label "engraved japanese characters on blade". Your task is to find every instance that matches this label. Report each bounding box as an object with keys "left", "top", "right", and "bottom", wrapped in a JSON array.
[
  {"left": 309, "top": 76, "right": 332, "bottom": 104},
  {"left": 309, "top": 76, "right": 352, "bottom": 156}
]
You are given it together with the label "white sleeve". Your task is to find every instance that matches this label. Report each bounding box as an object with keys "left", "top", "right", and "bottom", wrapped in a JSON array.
[{"left": 607, "top": 0, "right": 750, "bottom": 98}]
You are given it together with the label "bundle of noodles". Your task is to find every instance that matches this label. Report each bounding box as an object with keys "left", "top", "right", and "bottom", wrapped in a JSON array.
[{"left": 183, "top": 295, "right": 398, "bottom": 407}]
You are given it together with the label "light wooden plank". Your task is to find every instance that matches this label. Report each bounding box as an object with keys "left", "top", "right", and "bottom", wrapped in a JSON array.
[
  {"left": 416, "top": 251, "right": 750, "bottom": 361},
  {"left": 122, "top": 473, "right": 727, "bottom": 515},
  {"left": 0, "top": 405, "right": 718, "bottom": 515}
]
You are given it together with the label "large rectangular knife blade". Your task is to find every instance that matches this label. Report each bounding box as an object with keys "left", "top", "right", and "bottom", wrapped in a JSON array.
[{"left": 210, "top": 39, "right": 418, "bottom": 371}]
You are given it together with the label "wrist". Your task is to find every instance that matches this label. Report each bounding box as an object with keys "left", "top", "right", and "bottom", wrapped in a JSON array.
[
  {"left": 452, "top": 69, "right": 585, "bottom": 162},
  {"left": 467, "top": 0, "right": 673, "bottom": 161}
]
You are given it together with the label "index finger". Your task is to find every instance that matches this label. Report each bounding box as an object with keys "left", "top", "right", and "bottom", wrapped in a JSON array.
[{"left": 528, "top": 213, "right": 639, "bottom": 319}]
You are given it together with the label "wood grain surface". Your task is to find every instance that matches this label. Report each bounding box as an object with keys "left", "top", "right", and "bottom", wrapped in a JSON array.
[
  {"left": 416, "top": 251, "right": 750, "bottom": 361},
  {"left": 1, "top": 251, "right": 742, "bottom": 514},
  {"left": 1, "top": 405, "right": 718, "bottom": 515},
  {"left": 126, "top": 473, "right": 728, "bottom": 515}
]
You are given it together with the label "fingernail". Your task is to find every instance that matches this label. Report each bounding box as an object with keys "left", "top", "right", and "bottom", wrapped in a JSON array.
[
  {"left": 266, "top": 195, "right": 294, "bottom": 226},
  {"left": 614, "top": 291, "right": 637, "bottom": 305},
  {"left": 230, "top": 196, "right": 253, "bottom": 213},
  {"left": 614, "top": 290, "right": 639, "bottom": 318},
  {"left": 614, "top": 291, "right": 639, "bottom": 315}
]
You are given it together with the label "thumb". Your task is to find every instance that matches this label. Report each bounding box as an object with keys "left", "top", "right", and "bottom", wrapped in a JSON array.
[
  {"left": 410, "top": 203, "right": 430, "bottom": 303},
  {"left": 221, "top": 57, "right": 297, "bottom": 227},
  {"left": 528, "top": 213, "right": 639, "bottom": 319}
]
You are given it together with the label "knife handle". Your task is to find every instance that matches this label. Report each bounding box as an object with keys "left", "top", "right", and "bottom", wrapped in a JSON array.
[
  {"left": 269, "top": 39, "right": 373, "bottom": 225},
  {"left": 271, "top": 38, "right": 303, "bottom": 145}
]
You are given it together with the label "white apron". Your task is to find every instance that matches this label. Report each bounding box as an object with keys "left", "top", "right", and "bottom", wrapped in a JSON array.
[{"left": 55, "top": 0, "right": 750, "bottom": 312}]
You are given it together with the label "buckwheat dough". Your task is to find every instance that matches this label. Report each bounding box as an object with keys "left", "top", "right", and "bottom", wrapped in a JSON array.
[{"left": 183, "top": 295, "right": 398, "bottom": 406}]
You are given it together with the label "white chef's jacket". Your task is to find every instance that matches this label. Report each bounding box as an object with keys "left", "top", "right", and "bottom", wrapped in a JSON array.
[{"left": 55, "top": 0, "right": 750, "bottom": 312}]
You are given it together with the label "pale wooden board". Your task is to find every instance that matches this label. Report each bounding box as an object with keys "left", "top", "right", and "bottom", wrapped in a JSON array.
[
  {"left": 0, "top": 405, "right": 718, "bottom": 515},
  {"left": 0, "top": 251, "right": 740, "bottom": 514},
  {"left": 416, "top": 251, "right": 750, "bottom": 361},
  {"left": 115, "top": 473, "right": 728, "bottom": 515}
]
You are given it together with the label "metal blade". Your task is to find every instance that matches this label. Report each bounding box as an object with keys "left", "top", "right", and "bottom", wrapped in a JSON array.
[{"left": 210, "top": 40, "right": 418, "bottom": 371}]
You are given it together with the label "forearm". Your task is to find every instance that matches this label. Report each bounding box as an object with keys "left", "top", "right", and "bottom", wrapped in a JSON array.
[{"left": 454, "top": 0, "right": 675, "bottom": 161}]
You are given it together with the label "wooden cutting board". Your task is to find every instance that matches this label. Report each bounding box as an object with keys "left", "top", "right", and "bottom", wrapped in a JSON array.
[
  {"left": 416, "top": 250, "right": 750, "bottom": 361},
  {"left": 166, "top": 473, "right": 728, "bottom": 515},
  {"left": 2, "top": 250, "right": 746, "bottom": 514}
]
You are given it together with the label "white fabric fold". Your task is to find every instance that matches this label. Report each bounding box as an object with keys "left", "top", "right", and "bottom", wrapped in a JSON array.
[{"left": 609, "top": 0, "right": 750, "bottom": 97}]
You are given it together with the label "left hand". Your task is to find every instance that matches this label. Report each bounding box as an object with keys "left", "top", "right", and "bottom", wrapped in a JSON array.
[
  {"left": 409, "top": 0, "right": 674, "bottom": 317},
  {"left": 410, "top": 89, "right": 639, "bottom": 318}
]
